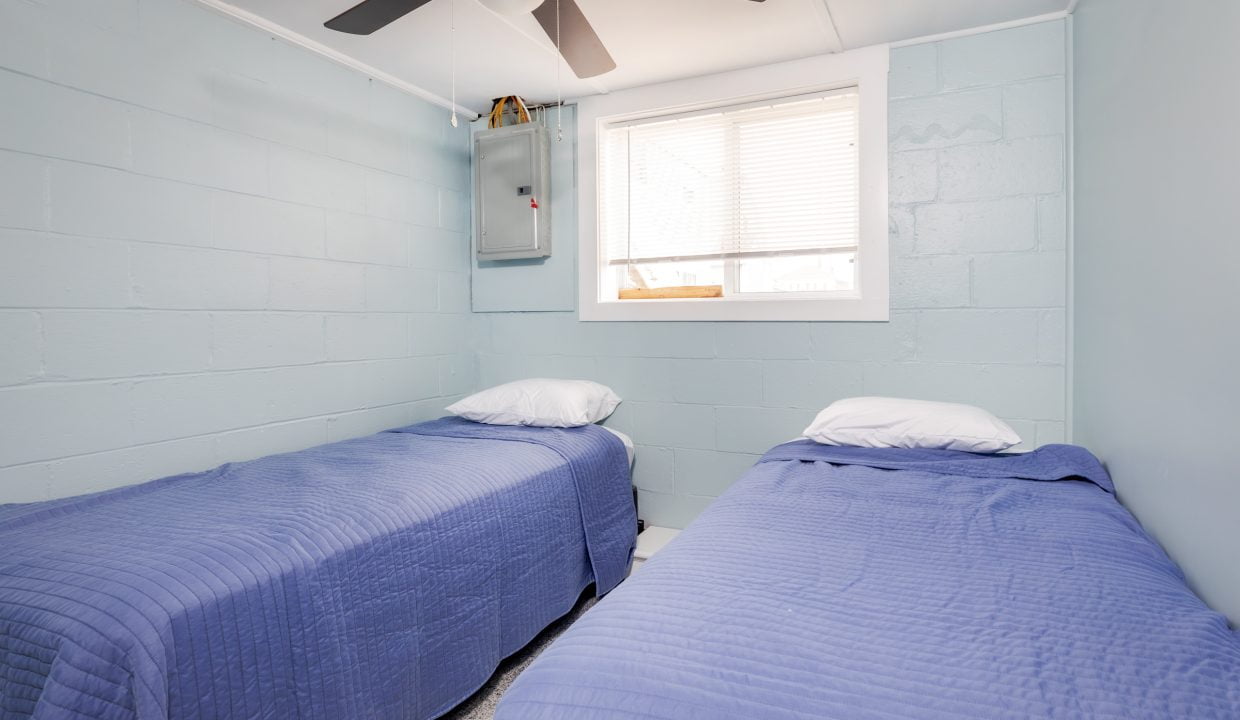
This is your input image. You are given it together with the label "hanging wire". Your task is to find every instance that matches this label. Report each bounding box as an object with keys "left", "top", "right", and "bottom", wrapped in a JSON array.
[
  {"left": 555, "top": 0, "right": 563, "bottom": 142},
  {"left": 449, "top": 0, "right": 459, "bottom": 128}
]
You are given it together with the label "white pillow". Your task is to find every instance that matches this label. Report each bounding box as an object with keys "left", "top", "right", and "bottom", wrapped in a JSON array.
[
  {"left": 447, "top": 379, "right": 621, "bottom": 428},
  {"left": 802, "top": 397, "right": 1021, "bottom": 453}
]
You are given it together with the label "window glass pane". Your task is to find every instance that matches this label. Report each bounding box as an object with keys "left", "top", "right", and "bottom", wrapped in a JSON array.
[
  {"left": 618, "top": 259, "right": 725, "bottom": 291},
  {"left": 599, "top": 87, "right": 863, "bottom": 302},
  {"left": 736, "top": 253, "right": 856, "bottom": 294},
  {"left": 735, "top": 110, "right": 859, "bottom": 254},
  {"left": 602, "top": 90, "right": 858, "bottom": 262},
  {"left": 626, "top": 124, "right": 729, "bottom": 262}
]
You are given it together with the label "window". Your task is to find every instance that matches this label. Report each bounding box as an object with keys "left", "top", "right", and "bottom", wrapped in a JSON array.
[
  {"left": 601, "top": 91, "right": 861, "bottom": 301},
  {"left": 578, "top": 47, "right": 888, "bottom": 322}
]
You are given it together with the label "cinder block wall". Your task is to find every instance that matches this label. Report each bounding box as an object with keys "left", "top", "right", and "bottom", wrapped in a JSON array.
[
  {"left": 0, "top": 11, "right": 1069, "bottom": 516},
  {"left": 0, "top": 0, "right": 475, "bottom": 502},
  {"left": 477, "top": 20, "right": 1070, "bottom": 527}
]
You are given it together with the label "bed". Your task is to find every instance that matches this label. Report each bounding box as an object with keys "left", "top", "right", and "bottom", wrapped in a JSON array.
[
  {"left": 0, "top": 417, "right": 636, "bottom": 720},
  {"left": 495, "top": 440, "right": 1240, "bottom": 719}
]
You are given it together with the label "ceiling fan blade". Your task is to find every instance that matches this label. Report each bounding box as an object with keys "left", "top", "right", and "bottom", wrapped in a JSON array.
[
  {"left": 325, "top": 0, "right": 434, "bottom": 35},
  {"left": 531, "top": 0, "right": 617, "bottom": 79}
]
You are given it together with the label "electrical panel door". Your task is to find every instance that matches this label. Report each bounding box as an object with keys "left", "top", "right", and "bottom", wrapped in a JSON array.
[{"left": 474, "top": 123, "right": 551, "bottom": 260}]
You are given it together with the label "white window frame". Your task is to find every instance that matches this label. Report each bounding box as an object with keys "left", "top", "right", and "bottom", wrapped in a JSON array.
[{"left": 578, "top": 45, "right": 889, "bottom": 322}]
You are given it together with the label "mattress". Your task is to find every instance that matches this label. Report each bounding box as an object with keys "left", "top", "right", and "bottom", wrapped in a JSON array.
[
  {"left": 0, "top": 417, "right": 636, "bottom": 720},
  {"left": 496, "top": 441, "right": 1240, "bottom": 719},
  {"left": 601, "top": 427, "right": 635, "bottom": 467}
]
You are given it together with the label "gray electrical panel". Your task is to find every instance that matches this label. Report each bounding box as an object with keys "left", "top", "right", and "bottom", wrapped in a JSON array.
[{"left": 474, "top": 123, "right": 551, "bottom": 260}]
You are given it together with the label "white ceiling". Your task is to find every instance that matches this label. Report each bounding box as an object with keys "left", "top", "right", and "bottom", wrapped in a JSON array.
[{"left": 220, "top": 0, "right": 1070, "bottom": 114}]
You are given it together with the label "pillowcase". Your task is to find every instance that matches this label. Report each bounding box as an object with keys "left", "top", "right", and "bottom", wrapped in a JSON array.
[
  {"left": 447, "top": 379, "right": 621, "bottom": 428},
  {"left": 802, "top": 396, "right": 1021, "bottom": 453}
]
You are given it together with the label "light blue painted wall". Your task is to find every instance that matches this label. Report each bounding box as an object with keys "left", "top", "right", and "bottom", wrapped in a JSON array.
[
  {"left": 476, "top": 20, "right": 1071, "bottom": 528},
  {"left": 0, "top": 7, "right": 1072, "bottom": 527},
  {"left": 1073, "top": 0, "right": 1240, "bottom": 624},
  {"left": 0, "top": 0, "right": 474, "bottom": 503}
]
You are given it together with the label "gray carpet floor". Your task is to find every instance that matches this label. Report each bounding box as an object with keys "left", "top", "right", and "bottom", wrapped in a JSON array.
[{"left": 439, "top": 594, "right": 598, "bottom": 719}]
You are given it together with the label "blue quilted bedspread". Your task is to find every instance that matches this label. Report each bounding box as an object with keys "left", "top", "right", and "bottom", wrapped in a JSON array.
[
  {"left": 0, "top": 418, "right": 635, "bottom": 720},
  {"left": 496, "top": 442, "right": 1240, "bottom": 719}
]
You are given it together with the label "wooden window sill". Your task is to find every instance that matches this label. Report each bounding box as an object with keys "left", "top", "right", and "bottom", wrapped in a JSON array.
[{"left": 618, "top": 285, "right": 723, "bottom": 300}]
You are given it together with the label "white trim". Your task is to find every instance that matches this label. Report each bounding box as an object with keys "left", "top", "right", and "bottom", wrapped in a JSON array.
[
  {"left": 889, "top": 11, "right": 1069, "bottom": 48},
  {"left": 577, "top": 46, "right": 889, "bottom": 322},
  {"left": 191, "top": 0, "right": 480, "bottom": 120},
  {"left": 1066, "top": 0, "right": 1082, "bottom": 14},
  {"left": 604, "top": 84, "right": 858, "bottom": 128}
]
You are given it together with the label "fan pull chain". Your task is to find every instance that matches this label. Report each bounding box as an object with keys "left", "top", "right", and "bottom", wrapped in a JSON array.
[
  {"left": 555, "top": 0, "right": 562, "bottom": 142},
  {"left": 449, "top": 0, "right": 458, "bottom": 128}
]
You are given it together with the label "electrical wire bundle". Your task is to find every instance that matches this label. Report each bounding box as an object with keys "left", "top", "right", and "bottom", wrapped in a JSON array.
[{"left": 487, "top": 96, "right": 533, "bottom": 128}]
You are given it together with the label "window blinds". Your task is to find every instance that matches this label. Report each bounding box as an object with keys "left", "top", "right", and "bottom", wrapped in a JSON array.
[{"left": 600, "top": 90, "right": 861, "bottom": 266}]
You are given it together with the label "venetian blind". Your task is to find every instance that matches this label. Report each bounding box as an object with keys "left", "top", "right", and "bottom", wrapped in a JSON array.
[{"left": 600, "top": 89, "right": 861, "bottom": 265}]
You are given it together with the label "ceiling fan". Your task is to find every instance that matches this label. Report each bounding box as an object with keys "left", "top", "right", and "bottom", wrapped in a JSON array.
[{"left": 324, "top": 0, "right": 768, "bottom": 80}]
